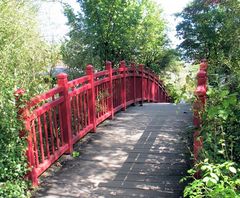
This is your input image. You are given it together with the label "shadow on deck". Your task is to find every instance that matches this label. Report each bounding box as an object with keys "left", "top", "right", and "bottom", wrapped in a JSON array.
[{"left": 34, "top": 103, "right": 192, "bottom": 198}]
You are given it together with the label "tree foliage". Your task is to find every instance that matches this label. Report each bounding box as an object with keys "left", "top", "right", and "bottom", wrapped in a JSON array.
[
  {"left": 62, "top": 0, "right": 171, "bottom": 71},
  {"left": 176, "top": 0, "right": 240, "bottom": 73},
  {"left": 0, "top": 1, "right": 53, "bottom": 196}
]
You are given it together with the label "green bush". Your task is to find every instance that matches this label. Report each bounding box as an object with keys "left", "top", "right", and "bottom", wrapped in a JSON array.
[
  {"left": 182, "top": 160, "right": 240, "bottom": 197},
  {"left": 176, "top": 0, "right": 240, "bottom": 196},
  {"left": 0, "top": 1, "right": 54, "bottom": 196}
]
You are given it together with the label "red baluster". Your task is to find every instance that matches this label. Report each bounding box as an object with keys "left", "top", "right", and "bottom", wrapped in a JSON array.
[
  {"left": 139, "top": 64, "right": 144, "bottom": 106},
  {"left": 105, "top": 61, "right": 114, "bottom": 119},
  {"left": 131, "top": 62, "right": 136, "bottom": 105},
  {"left": 120, "top": 61, "right": 126, "bottom": 111}
]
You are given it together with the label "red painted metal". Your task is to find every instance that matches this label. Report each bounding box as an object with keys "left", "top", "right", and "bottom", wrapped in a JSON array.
[
  {"left": 16, "top": 60, "right": 170, "bottom": 185},
  {"left": 193, "top": 59, "right": 208, "bottom": 161}
]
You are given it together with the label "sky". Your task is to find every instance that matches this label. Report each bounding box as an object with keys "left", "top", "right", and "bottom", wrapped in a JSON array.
[{"left": 38, "top": 0, "right": 192, "bottom": 46}]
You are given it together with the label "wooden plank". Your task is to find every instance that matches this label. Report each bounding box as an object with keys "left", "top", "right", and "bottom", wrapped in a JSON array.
[{"left": 34, "top": 104, "right": 192, "bottom": 197}]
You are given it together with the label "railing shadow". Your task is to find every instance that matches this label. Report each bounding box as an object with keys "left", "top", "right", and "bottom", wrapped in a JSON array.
[{"left": 34, "top": 103, "right": 192, "bottom": 198}]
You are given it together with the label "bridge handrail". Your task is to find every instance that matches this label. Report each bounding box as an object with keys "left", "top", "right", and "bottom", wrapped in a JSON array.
[{"left": 16, "top": 60, "right": 170, "bottom": 186}]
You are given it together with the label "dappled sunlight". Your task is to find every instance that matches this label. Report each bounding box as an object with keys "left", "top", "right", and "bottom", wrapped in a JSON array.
[{"left": 35, "top": 104, "right": 192, "bottom": 197}]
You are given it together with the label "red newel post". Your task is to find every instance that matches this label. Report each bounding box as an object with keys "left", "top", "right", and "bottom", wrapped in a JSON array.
[
  {"left": 147, "top": 69, "right": 151, "bottom": 102},
  {"left": 86, "top": 65, "right": 97, "bottom": 132},
  {"left": 14, "top": 89, "right": 38, "bottom": 186},
  {"left": 120, "top": 61, "right": 127, "bottom": 111},
  {"left": 105, "top": 61, "right": 114, "bottom": 119},
  {"left": 57, "top": 73, "right": 73, "bottom": 153},
  {"left": 157, "top": 78, "right": 161, "bottom": 103},
  {"left": 152, "top": 75, "right": 156, "bottom": 102},
  {"left": 139, "top": 64, "right": 144, "bottom": 106},
  {"left": 131, "top": 62, "right": 136, "bottom": 105},
  {"left": 156, "top": 79, "right": 159, "bottom": 102},
  {"left": 193, "top": 59, "right": 208, "bottom": 161}
]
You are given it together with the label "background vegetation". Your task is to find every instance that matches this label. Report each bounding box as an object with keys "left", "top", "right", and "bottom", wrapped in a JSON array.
[
  {"left": 176, "top": 0, "right": 240, "bottom": 197},
  {"left": 61, "top": 0, "right": 175, "bottom": 72},
  {"left": 0, "top": 1, "right": 55, "bottom": 197}
]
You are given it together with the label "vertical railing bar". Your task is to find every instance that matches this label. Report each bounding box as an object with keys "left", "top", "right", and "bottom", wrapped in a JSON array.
[
  {"left": 86, "top": 90, "right": 90, "bottom": 125},
  {"left": 131, "top": 63, "right": 136, "bottom": 105},
  {"left": 48, "top": 110, "right": 55, "bottom": 154},
  {"left": 139, "top": 64, "right": 144, "bottom": 105},
  {"left": 101, "top": 83, "right": 104, "bottom": 116},
  {"left": 120, "top": 61, "right": 126, "bottom": 111},
  {"left": 96, "top": 86, "right": 99, "bottom": 119},
  {"left": 43, "top": 113, "right": 50, "bottom": 159},
  {"left": 53, "top": 106, "right": 60, "bottom": 150},
  {"left": 82, "top": 91, "right": 86, "bottom": 128},
  {"left": 84, "top": 91, "right": 88, "bottom": 127},
  {"left": 79, "top": 93, "right": 83, "bottom": 130},
  {"left": 31, "top": 120, "right": 39, "bottom": 167},
  {"left": 37, "top": 116, "right": 45, "bottom": 163},
  {"left": 73, "top": 96, "right": 78, "bottom": 135},
  {"left": 57, "top": 105, "right": 64, "bottom": 147},
  {"left": 76, "top": 93, "right": 81, "bottom": 132}
]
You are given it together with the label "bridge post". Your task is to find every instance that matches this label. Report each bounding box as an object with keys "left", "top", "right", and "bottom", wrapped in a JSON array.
[
  {"left": 86, "top": 65, "right": 97, "bottom": 132},
  {"left": 131, "top": 62, "right": 136, "bottom": 105},
  {"left": 105, "top": 61, "right": 114, "bottom": 119},
  {"left": 14, "top": 89, "right": 38, "bottom": 186},
  {"left": 193, "top": 59, "right": 208, "bottom": 161},
  {"left": 120, "top": 61, "right": 127, "bottom": 111},
  {"left": 139, "top": 64, "right": 144, "bottom": 106},
  {"left": 57, "top": 73, "right": 73, "bottom": 153},
  {"left": 153, "top": 75, "right": 156, "bottom": 102},
  {"left": 147, "top": 69, "right": 151, "bottom": 102}
]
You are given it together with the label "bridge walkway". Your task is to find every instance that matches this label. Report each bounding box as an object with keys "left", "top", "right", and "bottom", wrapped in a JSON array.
[{"left": 35, "top": 103, "right": 192, "bottom": 198}]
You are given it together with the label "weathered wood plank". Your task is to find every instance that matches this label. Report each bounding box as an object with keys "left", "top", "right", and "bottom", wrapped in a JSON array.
[{"left": 34, "top": 103, "right": 192, "bottom": 198}]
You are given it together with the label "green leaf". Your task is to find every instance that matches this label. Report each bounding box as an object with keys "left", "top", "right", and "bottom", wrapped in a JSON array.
[
  {"left": 229, "top": 167, "right": 237, "bottom": 174},
  {"left": 210, "top": 173, "right": 219, "bottom": 181},
  {"left": 72, "top": 151, "right": 80, "bottom": 158}
]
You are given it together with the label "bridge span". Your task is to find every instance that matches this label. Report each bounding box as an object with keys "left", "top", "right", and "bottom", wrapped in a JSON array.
[{"left": 35, "top": 103, "right": 192, "bottom": 198}]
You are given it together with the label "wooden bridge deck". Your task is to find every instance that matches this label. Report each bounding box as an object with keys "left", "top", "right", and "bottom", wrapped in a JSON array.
[{"left": 35, "top": 103, "right": 192, "bottom": 198}]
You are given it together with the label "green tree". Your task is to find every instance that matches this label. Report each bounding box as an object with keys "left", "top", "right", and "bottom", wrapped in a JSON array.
[
  {"left": 176, "top": 0, "right": 240, "bottom": 74},
  {"left": 62, "top": 0, "right": 169, "bottom": 72}
]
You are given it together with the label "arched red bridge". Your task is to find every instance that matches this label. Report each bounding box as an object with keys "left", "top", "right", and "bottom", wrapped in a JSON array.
[{"left": 17, "top": 61, "right": 195, "bottom": 197}]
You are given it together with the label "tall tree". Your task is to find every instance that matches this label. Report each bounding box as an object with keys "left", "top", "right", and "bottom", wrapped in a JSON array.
[
  {"left": 62, "top": 0, "right": 170, "bottom": 71},
  {"left": 176, "top": 0, "right": 240, "bottom": 74}
]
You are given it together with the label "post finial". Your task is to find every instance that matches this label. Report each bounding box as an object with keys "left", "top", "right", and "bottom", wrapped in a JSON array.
[
  {"left": 105, "top": 61, "right": 112, "bottom": 70},
  {"left": 86, "top": 65, "right": 94, "bottom": 75},
  {"left": 200, "top": 59, "right": 208, "bottom": 71},
  {"left": 120, "top": 60, "right": 126, "bottom": 68}
]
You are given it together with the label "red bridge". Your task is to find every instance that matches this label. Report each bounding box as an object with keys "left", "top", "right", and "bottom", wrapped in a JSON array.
[{"left": 16, "top": 60, "right": 206, "bottom": 197}]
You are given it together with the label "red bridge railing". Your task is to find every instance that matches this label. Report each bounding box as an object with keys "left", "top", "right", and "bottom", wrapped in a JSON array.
[
  {"left": 16, "top": 61, "right": 170, "bottom": 186},
  {"left": 193, "top": 59, "right": 208, "bottom": 161}
]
